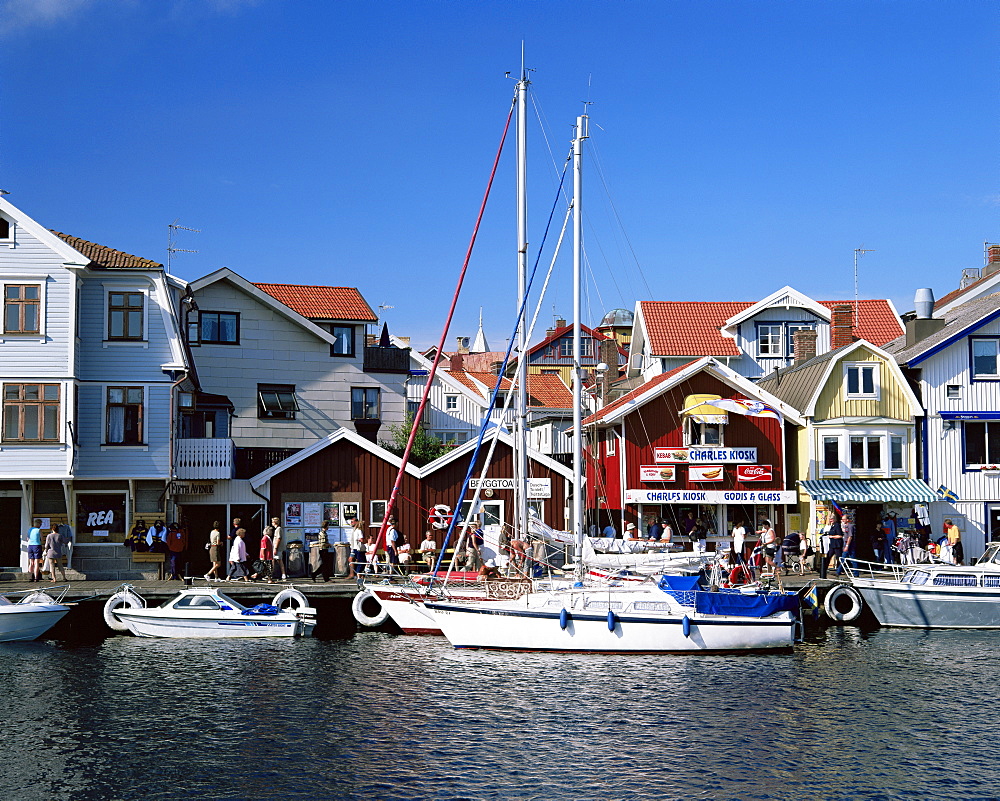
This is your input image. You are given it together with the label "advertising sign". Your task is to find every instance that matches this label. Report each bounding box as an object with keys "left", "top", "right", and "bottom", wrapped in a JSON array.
[
  {"left": 737, "top": 465, "right": 773, "bottom": 482},
  {"left": 654, "top": 448, "right": 689, "bottom": 464},
  {"left": 284, "top": 502, "right": 302, "bottom": 526},
  {"left": 687, "top": 448, "right": 758, "bottom": 463},
  {"left": 469, "top": 478, "right": 551, "bottom": 499},
  {"left": 689, "top": 465, "right": 724, "bottom": 481},
  {"left": 640, "top": 465, "right": 676, "bottom": 482},
  {"left": 624, "top": 489, "right": 796, "bottom": 505},
  {"left": 76, "top": 493, "right": 127, "bottom": 543},
  {"left": 302, "top": 502, "right": 323, "bottom": 528}
]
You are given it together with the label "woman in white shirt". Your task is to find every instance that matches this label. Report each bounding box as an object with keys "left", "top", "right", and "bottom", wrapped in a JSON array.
[{"left": 228, "top": 528, "right": 249, "bottom": 581}]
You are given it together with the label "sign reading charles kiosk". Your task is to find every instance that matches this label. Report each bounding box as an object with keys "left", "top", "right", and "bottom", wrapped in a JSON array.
[
  {"left": 76, "top": 493, "right": 127, "bottom": 543},
  {"left": 654, "top": 447, "right": 758, "bottom": 464}
]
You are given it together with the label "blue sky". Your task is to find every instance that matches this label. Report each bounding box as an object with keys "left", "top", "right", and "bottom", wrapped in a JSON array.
[{"left": 2, "top": 0, "right": 997, "bottom": 349}]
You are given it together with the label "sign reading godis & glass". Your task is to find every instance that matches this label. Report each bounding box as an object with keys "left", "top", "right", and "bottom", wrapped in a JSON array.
[{"left": 76, "top": 493, "right": 127, "bottom": 543}]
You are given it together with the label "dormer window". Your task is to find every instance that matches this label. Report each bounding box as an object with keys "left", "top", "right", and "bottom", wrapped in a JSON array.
[
  {"left": 0, "top": 217, "right": 10, "bottom": 239},
  {"left": 845, "top": 363, "right": 879, "bottom": 399}
]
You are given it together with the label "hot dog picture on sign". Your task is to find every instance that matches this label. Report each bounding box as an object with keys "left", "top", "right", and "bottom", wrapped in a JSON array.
[{"left": 689, "top": 465, "right": 724, "bottom": 482}]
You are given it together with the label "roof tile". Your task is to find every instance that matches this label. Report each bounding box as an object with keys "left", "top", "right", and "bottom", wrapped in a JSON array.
[
  {"left": 51, "top": 231, "right": 162, "bottom": 270},
  {"left": 253, "top": 283, "right": 377, "bottom": 322}
]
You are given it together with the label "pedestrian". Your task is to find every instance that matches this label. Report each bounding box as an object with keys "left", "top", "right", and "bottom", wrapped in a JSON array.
[
  {"left": 43, "top": 526, "right": 67, "bottom": 583},
  {"left": 348, "top": 518, "right": 365, "bottom": 579},
  {"left": 385, "top": 517, "right": 400, "bottom": 567},
  {"left": 647, "top": 516, "right": 664, "bottom": 542},
  {"left": 166, "top": 522, "right": 188, "bottom": 580},
  {"left": 254, "top": 527, "right": 274, "bottom": 582},
  {"left": 944, "top": 518, "right": 963, "bottom": 565},
  {"left": 419, "top": 531, "right": 438, "bottom": 572},
  {"left": 843, "top": 513, "right": 856, "bottom": 567},
  {"left": 759, "top": 519, "right": 779, "bottom": 575},
  {"left": 228, "top": 528, "right": 249, "bottom": 581},
  {"left": 625, "top": 522, "right": 638, "bottom": 538},
  {"left": 204, "top": 521, "right": 223, "bottom": 581},
  {"left": 57, "top": 522, "right": 74, "bottom": 570},
  {"left": 26, "top": 519, "right": 44, "bottom": 582},
  {"left": 364, "top": 535, "right": 379, "bottom": 574},
  {"left": 269, "top": 517, "right": 285, "bottom": 580},
  {"left": 827, "top": 514, "right": 845, "bottom": 575},
  {"left": 730, "top": 517, "right": 749, "bottom": 573},
  {"left": 602, "top": 522, "right": 617, "bottom": 538},
  {"left": 309, "top": 522, "right": 329, "bottom": 582}
]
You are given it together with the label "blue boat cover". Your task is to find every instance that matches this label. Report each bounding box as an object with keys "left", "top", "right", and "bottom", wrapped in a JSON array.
[
  {"left": 241, "top": 603, "right": 281, "bottom": 616},
  {"left": 657, "top": 574, "right": 702, "bottom": 592},
  {"left": 695, "top": 590, "right": 799, "bottom": 618}
]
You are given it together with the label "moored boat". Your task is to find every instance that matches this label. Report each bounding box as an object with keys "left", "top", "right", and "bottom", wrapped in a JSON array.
[{"left": 0, "top": 586, "right": 72, "bottom": 642}]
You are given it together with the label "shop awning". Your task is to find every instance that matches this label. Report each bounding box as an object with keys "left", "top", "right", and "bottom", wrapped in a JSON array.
[
  {"left": 799, "top": 478, "right": 937, "bottom": 504},
  {"left": 681, "top": 394, "right": 728, "bottom": 424}
]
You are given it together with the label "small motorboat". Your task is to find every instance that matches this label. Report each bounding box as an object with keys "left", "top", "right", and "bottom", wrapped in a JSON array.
[
  {"left": 0, "top": 586, "right": 72, "bottom": 643},
  {"left": 103, "top": 584, "right": 316, "bottom": 638}
]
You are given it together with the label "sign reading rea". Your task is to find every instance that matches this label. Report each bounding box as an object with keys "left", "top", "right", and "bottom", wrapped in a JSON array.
[{"left": 737, "top": 465, "right": 773, "bottom": 482}]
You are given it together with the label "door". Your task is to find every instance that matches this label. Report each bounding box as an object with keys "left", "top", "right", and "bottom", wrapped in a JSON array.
[
  {"left": 0, "top": 497, "right": 21, "bottom": 568},
  {"left": 989, "top": 505, "right": 1000, "bottom": 543},
  {"left": 177, "top": 503, "right": 227, "bottom": 575}
]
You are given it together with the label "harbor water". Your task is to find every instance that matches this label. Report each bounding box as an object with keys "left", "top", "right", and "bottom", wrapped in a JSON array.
[{"left": 1, "top": 622, "right": 997, "bottom": 801}]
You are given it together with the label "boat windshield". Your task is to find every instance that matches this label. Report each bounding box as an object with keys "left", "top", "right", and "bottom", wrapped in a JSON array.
[
  {"left": 976, "top": 543, "right": 1000, "bottom": 566},
  {"left": 906, "top": 571, "right": 930, "bottom": 586},
  {"left": 171, "top": 595, "right": 222, "bottom": 610}
]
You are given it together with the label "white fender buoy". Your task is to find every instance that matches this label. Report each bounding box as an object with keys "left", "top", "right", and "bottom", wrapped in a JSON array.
[
  {"left": 682, "top": 614, "right": 692, "bottom": 638},
  {"left": 103, "top": 589, "right": 143, "bottom": 633},
  {"left": 559, "top": 608, "right": 570, "bottom": 630},
  {"left": 271, "top": 587, "right": 309, "bottom": 611},
  {"left": 824, "top": 585, "right": 864, "bottom": 623},
  {"left": 351, "top": 589, "right": 389, "bottom": 627}
]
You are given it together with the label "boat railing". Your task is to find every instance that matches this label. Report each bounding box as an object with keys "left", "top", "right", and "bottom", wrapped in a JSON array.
[
  {"left": 840, "top": 559, "right": 908, "bottom": 581},
  {"left": 9, "top": 584, "right": 73, "bottom": 604}
]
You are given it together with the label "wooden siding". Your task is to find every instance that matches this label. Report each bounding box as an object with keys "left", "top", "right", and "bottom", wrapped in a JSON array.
[
  {"left": 813, "top": 346, "right": 913, "bottom": 422},
  {"left": 406, "top": 374, "right": 483, "bottom": 438},
  {"left": 732, "top": 308, "right": 830, "bottom": 379},
  {"left": 74, "top": 383, "right": 171, "bottom": 477}
]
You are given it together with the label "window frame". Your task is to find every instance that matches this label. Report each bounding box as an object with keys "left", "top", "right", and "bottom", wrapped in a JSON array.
[
  {"left": 844, "top": 362, "right": 880, "bottom": 400},
  {"left": 756, "top": 324, "right": 784, "bottom": 357},
  {"left": 445, "top": 394, "right": 458, "bottom": 411},
  {"left": 105, "top": 386, "right": 145, "bottom": 445},
  {"left": 329, "top": 324, "right": 355, "bottom": 357},
  {"left": 2, "top": 383, "right": 61, "bottom": 443},
  {"left": 684, "top": 418, "right": 724, "bottom": 447},
  {"left": 0, "top": 216, "right": 10, "bottom": 241},
  {"left": 971, "top": 338, "right": 1000, "bottom": 381},
  {"left": 257, "top": 384, "right": 299, "bottom": 419},
  {"left": 370, "top": 500, "right": 387, "bottom": 527},
  {"left": 3, "top": 283, "right": 41, "bottom": 334},
  {"left": 890, "top": 434, "right": 905, "bottom": 472},
  {"left": 849, "top": 435, "right": 882, "bottom": 471},
  {"left": 964, "top": 421, "right": 1000, "bottom": 469},
  {"left": 198, "top": 311, "right": 240, "bottom": 345},
  {"left": 351, "top": 386, "right": 381, "bottom": 420},
  {"left": 946, "top": 384, "right": 962, "bottom": 400},
  {"left": 822, "top": 436, "right": 840, "bottom": 471},
  {"left": 107, "top": 290, "right": 145, "bottom": 341}
]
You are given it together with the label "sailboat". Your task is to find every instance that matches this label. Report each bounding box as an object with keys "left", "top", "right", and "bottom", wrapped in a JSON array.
[{"left": 426, "top": 105, "right": 803, "bottom": 652}]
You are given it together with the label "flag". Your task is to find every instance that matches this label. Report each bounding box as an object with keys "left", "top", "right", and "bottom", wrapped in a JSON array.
[
  {"left": 685, "top": 397, "right": 783, "bottom": 423},
  {"left": 801, "top": 583, "right": 821, "bottom": 619},
  {"left": 937, "top": 485, "right": 959, "bottom": 503},
  {"left": 829, "top": 500, "right": 845, "bottom": 516}
]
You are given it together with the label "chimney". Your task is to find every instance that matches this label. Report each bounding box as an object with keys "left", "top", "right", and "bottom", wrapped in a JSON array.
[
  {"left": 555, "top": 318, "right": 567, "bottom": 329},
  {"left": 455, "top": 336, "right": 470, "bottom": 354},
  {"left": 598, "top": 337, "right": 619, "bottom": 401},
  {"left": 450, "top": 352, "right": 464, "bottom": 372},
  {"left": 984, "top": 244, "right": 1000, "bottom": 278},
  {"left": 906, "top": 287, "right": 945, "bottom": 346},
  {"left": 830, "top": 304, "right": 856, "bottom": 349},
  {"left": 792, "top": 328, "right": 818, "bottom": 366}
]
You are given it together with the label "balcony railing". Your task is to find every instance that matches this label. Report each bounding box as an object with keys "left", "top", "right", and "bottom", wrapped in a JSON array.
[
  {"left": 363, "top": 345, "right": 411, "bottom": 374},
  {"left": 174, "top": 438, "right": 235, "bottom": 480}
]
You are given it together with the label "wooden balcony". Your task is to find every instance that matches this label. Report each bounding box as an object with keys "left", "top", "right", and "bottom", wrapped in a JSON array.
[
  {"left": 174, "top": 438, "right": 235, "bottom": 480},
  {"left": 363, "top": 345, "right": 411, "bottom": 374}
]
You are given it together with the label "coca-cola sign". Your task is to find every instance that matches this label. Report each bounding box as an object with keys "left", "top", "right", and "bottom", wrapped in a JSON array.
[{"left": 737, "top": 465, "right": 772, "bottom": 482}]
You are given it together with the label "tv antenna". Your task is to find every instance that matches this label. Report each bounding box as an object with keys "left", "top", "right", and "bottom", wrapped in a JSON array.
[
  {"left": 854, "top": 247, "right": 874, "bottom": 334},
  {"left": 167, "top": 219, "right": 200, "bottom": 271}
]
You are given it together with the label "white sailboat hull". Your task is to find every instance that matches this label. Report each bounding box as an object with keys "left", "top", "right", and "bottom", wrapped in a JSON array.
[{"left": 426, "top": 588, "right": 797, "bottom": 652}]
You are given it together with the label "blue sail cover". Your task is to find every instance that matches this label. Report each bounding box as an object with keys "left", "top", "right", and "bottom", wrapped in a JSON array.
[
  {"left": 658, "top": 574, "right": 703, "bottom": 592},
  {"left": 695, "top": 590, "right": 799, "bottom": 618}
]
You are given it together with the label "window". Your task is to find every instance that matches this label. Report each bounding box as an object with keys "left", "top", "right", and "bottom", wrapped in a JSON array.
[
  {"left": 845, "top": 363, "right": 879, "bottom": 398},
  {"left": 199, "top": 311, "right": 239, "bottom": 344},
  {"left": 757, "top": 325, "right": 783, "bottom": 357},
  {"left": 849, "top": 435, "right": 881, "bottom": 470},
  {"left": 606, "top": 430, "right": 616, "bottom": 456},
  {"left": 108, "top": 292, "right": 144, "bottom": 340},
  {"left": 823, "top": 437, "right": 840, "bottom": 470},
  {"left": 258, "top": 384, "right": 299, "bottom": 419},
  {"left": 965, "top": 422, "right": 1000, "bottom": 467},
  {"left": 370, "top": 500, "right": 387, "bottom": 526},
  {"left": 540, "top": 368, "right": 561, "bottom": 376},
  {"left": 2, "top": 384, "right": 60, "bottom": 442},
  {"left": 406, "top": 400, "right": 420, "bottom": 417},
  {"left": 560, "top": 339, "right": 572, "bottom": 357},
  {"left": 106, "top": 387, "right": 143, "bottom": 444},
  {"left": 685, "top": 419, "right": 723, "bottom": 446},
  {"left": 890, "top": 435, "right": 904, "bottom": 471},
  {"left": 0, "top": 217, "right": 9, "bottom": 239},
  {"left": 581, "top": 338, "right": 593, "bottom": 358},
  {"left": 946, "top": 385, "right": 962, "bottom": 400},
  {"left": 351, "top": 387, "right": 380, "bottom": 420},
  {"left": 972, "top": 339, "right": 1000, "bottom": 379},
  {"left": 438, "top": 431, "right": 467, "bottom": 446},
  {"left": 445, "top": 395, "right": 458, "bottom": 410},
  {"left": 786, "top": 324, "right": 815, "bottom": 356},
  {"left": 329, "top": 325, "right": 355, "bottom": 357},
  {"left": 4, "top": 285, "right": 40, "bottom": 333},
  {"left": 494, "top": 391, "right": 507, "bottom": 410}
]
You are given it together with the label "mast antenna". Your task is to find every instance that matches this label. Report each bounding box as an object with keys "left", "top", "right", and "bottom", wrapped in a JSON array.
[
  {"left": 853, "top": 247, "right": 874, "bottom": 335},
  {"left": 167, "top": 219, "right": 200, "bottom": 272}
]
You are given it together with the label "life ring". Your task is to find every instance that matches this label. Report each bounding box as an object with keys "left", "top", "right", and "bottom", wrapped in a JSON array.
[
  {"left": 271, "top": 588, "right": 309, "bottom": 611},
  {"left": 352, "top": 589, "right": 389, "bottom": 627},
  {"left": 103, "top": 589, "right": 143, "bottom": 632},
  {"left": 428, "top": 504, "right": 453, "bottom": 530},
  {"left": 823, "top": 585, "right": 864, "bottom": 623}
]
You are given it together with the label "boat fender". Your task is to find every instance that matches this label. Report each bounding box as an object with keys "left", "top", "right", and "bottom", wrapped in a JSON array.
[
  {"left": 559, "top": 608, "right": 570, "bottom": 630},
  {"left": 823, "top": 585, "right": 864, "bottom": 623},
  {"left": 607, "top": 610, "right": 616, "bottom": 632},
  {"left": 682, "top": 614, "right": 691, "bottom": 638},
  {"left": 351, "top": 589, "right": 389, "bottom": 627},
  {"left": 103, "top": 589, "right": 143, "bottom": 633},
  {"left": 271, "top": 587, "right": 309, "bottom": 611}
]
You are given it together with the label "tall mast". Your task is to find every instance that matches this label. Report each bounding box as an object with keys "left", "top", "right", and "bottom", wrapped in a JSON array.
[
  {"left": 572, "top": 112, "right": 588, "bottom": 568},
  {"left": 515, "top": 66, "right": 530, "bottom": 539}
]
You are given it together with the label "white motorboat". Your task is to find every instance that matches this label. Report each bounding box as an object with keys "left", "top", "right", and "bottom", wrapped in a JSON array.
[
  {"left": 103, "top": 584, "right": 316, "bottom": 638},
  {"left": 425, "top": 577, "right": 800, "bottom": 653},
  {"left": 840, "top": 543, "right": 1000, "bottom": 628},
  {"left": 0, "top": 586, "right": 72, "bottom": 642}
]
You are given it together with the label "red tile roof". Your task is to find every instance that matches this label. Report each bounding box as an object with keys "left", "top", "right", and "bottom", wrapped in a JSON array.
[
  {"left": 51, "top": 231, "right": 162, "bottom": 270},
  {"left": 640, "top": 299, "right": 902, "bottom": 356},
  {"left": 253, "top": 283, "right": 377, "bottom": 322},
  {"left": 583, "top": 361, "right": 697, "bottom": 425},
  {"left": 446, "top": 370, "right": 573, "bottom": 408},
  {"left": 527, "top": 324, "right": 609, "bottom": 356}
]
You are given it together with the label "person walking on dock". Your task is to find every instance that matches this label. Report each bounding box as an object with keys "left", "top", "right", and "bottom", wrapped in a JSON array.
[
  {"left": 268, "top": 517, "right": 285, "bottom": 581},
  {"left": 205, "top": 522, "right": 223, "bottom": 581},
  {"left": 228, "top": 528, "right": 249, "bottom": 581},
  {"left": 348, "top": 518, "right": 365, "bottom": 579},
  {"left": 166, "top": 522, "right": 188, "bottom": 580},
  {"left": 43, "top": 527, "right": 67, "bottom": 583},
  {"left": 25, "top": 520, "right": 43, "bottom": 582}
]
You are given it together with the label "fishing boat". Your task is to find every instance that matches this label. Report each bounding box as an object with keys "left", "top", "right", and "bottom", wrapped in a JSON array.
[
  {"left": 838, "top": 543, "right": 1000, "bottom": 628},
  {"left": 0, "top": 586, "right": 72, "bottom": 642},
  {"left": 102, "top": 584, "right": 316, "bottom": 638}
]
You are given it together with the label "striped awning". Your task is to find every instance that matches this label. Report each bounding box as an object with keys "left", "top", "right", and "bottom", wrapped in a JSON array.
[{"left": 799, "top": 478, "right": 937, "bottom": 504}]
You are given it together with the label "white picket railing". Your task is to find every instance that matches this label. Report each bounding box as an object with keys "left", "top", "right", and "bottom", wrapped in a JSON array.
[{"left": 174, "top": 438, "right": 235, "bottom": 479}]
